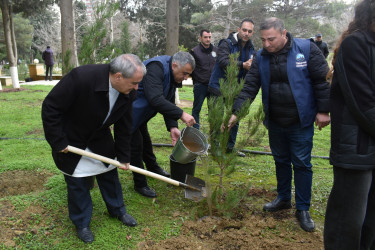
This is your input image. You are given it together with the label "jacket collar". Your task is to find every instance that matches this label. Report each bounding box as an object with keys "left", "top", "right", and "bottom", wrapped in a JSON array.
[{"left": 94, "top": 64, "right": 111, "bottom": 92}]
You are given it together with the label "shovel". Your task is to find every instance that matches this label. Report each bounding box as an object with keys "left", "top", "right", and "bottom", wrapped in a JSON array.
[{"left": 67, "top": 145, "right": 206, "bottom": 201}]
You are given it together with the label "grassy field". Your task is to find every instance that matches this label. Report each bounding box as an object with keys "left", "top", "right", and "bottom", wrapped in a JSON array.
[{"left": 0, "top": 84, "right": 333, "bottom": 249}]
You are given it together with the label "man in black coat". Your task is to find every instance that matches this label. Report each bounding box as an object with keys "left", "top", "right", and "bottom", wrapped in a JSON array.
[
  {"left": 42, "top": 54, "right": 146, "bottom": 243},
  {"left": 190, "top": 29, "right": 218, "bottom": 130},
  {"left": 315, "top": 33, "right": 329, "bottom": 58}
]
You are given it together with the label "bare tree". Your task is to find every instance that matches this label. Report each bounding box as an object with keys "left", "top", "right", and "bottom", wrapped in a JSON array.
[
  {"left": 0, "top": 0, "right": 19, "bottom": 88},
  {"left": 60, "top": 0, "right": 78, "bottom": 74}
]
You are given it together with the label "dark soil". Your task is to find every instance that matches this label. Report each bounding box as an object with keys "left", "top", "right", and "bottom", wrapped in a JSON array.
[{"left": 0, "top": 170, "right": 324, "bottom": 249}]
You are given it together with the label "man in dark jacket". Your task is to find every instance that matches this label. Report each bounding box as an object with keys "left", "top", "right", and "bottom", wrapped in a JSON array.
[
  {"left": 227, "top": 17, "right": 330, "bottom": 232},
  {"left": 130, "top": 51, "right": 196, "bottom": 198},
  {"left": 208, "top": 18, "right": 256, "bottom": 156},
  {"left": 190, "top": 29, "right": 218, "bottom": 130},
  {"left": 42, "top": 54, "right": 145, "bottom": 243},
  {"left": 315, "top": 34, "right": 329, "bottom": 58},
  {"left": 42, "top": 46, "right": 54, "bottom": 81}
]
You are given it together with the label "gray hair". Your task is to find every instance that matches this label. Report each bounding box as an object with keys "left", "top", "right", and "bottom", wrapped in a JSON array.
[
  {"left": 260, "top": 17, "right": 285, "bottom": 33},
  {"left": 109, "top": 54, "right": 146, "bottom": 78},
  {"left": 171, "top": 51, "right": 196, "bottom": 70}
]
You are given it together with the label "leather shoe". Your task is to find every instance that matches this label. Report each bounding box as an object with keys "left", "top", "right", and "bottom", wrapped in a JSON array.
[
  {"left": 296, "top": 210, "right": 315, "bottom": 232},
  {"left": 263, "top": 197, "right": 292, "bottom": 212},
  {"left": 150, "top": 166, "right": 170, "bottom": 177},
  {"left": 118, "top": 213, "right": 137, "bottom": 227},
  {"left": 77, "top": 227, "right": 94, "bottom": 243},
  {"left": 134, "top": 186, "right": 157, "bottom": 198}
]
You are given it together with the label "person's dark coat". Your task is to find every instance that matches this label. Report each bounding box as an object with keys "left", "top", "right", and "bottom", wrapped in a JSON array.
[
  {"left": 208, "top": 32, "right": 255, "bottom": 96},
  {"left": 233, "top": 33, "right": 330, "bottom": 128},
  {"left": 190, "top": 43, "right": 218, "bottom": 84},
  {"left": 42, "top": 64, "right": 136, "bottom": 175},
  {"left": 315, "top": 41, "right": 329, "bottom": 58},
  {"left": 330, "top": 31, "right": 375, "bottom": 170},
  {"left": 42, "top": 47, "right": 54, "bottom": 65}
]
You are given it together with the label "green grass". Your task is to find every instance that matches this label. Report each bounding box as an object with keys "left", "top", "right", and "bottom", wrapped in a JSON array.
[{"left": 0, "top": 85, "right": 333, "bottom": 248}]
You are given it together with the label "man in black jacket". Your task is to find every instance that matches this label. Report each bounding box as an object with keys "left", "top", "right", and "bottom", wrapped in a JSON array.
[
  {"left": 208, "top": 18, "right": 256, "bottom": 157},
  {"left": 42, "top": 54, "right": 146, "bottom": 243},
  {"left": 190, "top": 29, "right": 218, "bottom": 130},
  {"left": 227, "top": 17, "right": 330, "bottom": 232},
  {"left": 315, "top": 33, "right": 329, "bottom": 58},
  {"left": 130, "top": 52, "right": 196, "bottom": 198}
]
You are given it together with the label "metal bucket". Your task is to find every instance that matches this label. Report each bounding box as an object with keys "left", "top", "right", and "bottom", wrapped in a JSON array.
[{"left": 171, "top": 127, "right": 208, "bottom": 164}]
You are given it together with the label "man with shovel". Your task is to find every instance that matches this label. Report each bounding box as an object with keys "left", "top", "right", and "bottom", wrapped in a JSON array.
[
  {"left": 42, "top": 54, "right": 146, "bottom": 243},
  {"left": 130, "top": 51, "right": 196, "bottom": 198}
]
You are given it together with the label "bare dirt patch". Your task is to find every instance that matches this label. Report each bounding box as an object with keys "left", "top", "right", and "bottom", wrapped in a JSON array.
[
  {"left": 0, "top": 170, "right": 53, "bottom": 247},
  {"left": 138, "top": 188, "right": 324, "bottom": 249},
  {"left": 0, "top": 170, "right": 53, "bottom": 198}
]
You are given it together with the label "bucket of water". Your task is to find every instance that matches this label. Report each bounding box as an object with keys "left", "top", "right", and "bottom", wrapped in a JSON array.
[
  {"left": 169, "top": 155, "right": 196, "bottom": 183},
  {"left": 171, "top": 127, "right": 208, "bottom": 164}
]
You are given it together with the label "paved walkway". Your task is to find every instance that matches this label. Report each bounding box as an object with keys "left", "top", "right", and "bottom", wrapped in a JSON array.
[
  {"left": 21, "top": 80, "right": 59, "bottom": 86},
  {"left": 20, "top": 78, "right": 193, "bottom": 86}
]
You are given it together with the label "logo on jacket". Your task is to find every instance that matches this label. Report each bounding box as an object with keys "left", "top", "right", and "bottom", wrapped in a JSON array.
[
  {"left": 296, "top": 53, "right": 307, "bottom": 68},
  {"left": 211, "top": 51, "right": 217, "bottom": 58}
]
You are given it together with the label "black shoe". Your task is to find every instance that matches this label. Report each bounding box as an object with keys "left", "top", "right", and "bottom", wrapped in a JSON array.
[
  {"left": 134, "top": 186, "right": 157, "bottom": 198},
  {"left": 150, "top": 166, "right": 170, "bottom": 177},
  {"left": 77, "top": 227, "right": 94, "bottom": 243},
  {"left": 263, "top": 197, "right": 292, "bottom": 212},
  {"left": 118, "top": 213, "right": 137, "bottom": 227},
  {"left": 296, "top": 210, "right": 315, "bottom": 232}
]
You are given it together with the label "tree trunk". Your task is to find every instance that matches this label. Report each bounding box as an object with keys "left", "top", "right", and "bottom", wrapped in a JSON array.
[
  {"left": 166, "top": 0, "right": 179, "bottom": 56},
  {"left": 223, "top": 0, "right": 233, "bottom": 38},
  {"left": 60, "top": 0, "right": 78, "bottom": 75},
  {"left": 166, "top": 0, "right": 180, "bottom": 104},
  {"left": 0, "top": 0, "right": 20, "bottom": 88}
]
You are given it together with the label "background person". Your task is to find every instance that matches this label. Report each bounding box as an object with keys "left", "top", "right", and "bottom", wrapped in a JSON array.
[
  {"left": 227, "top": 17, "right": 330, "bottom": 232},
  {"left": 130, "top": 51, "right": 196, "bottom": 198},
  {"left": 324, "top": 0, "right": 375, "bottom": 248},
  {"left": 42, "top": 46, "right": 54, "bottom": 81},
  {"left": 208, "top": 18, "right": 256, "bottom": 157},
  {"left": 314, "top": 33, "right": 329, "bottom": 58},
  {"left": 190, "top": 29, "right": 218, "bottom": 130},
  {"left": 42, "top": 54, "right": 145, "bottom": 243}
]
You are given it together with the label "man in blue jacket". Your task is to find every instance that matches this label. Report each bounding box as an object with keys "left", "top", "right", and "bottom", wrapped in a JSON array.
[
  {"left": 130, "top": 52, "right": 196, "bottom": 198},
  {"left": 208, "top": 18, "right": 255, "bottom": 157},
  {"left": 227, "top": 17, "right": 330, "bottom": 232}
]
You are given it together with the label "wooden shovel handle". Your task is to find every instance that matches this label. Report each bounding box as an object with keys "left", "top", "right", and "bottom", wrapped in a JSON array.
[{"left": 67, "top": 145, "right": 181, "bottom": 187}]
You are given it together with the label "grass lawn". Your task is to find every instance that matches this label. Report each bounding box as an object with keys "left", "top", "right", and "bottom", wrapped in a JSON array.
[{"left": 0, "top": 85, "right": 333, "bottom": 249}]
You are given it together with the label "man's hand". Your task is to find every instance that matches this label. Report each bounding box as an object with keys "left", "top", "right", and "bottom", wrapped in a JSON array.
[
  {"left": 60, "top": 147, "right": 69, "bottom": 153},
  {"left": 315, "top": 113, "right": 330, "bottom": 130},
  {"left": 170, "top": 127, "right": 181, "bottom": 146},
  {"left": 180, "top": 112, "right": 196, "bottom": 127},
  {"left": 227, "top": 114, "right": 238, "bottom": 130},
  {"left": 242, "top": 57, "right": 253, "bottom": 71},
  {"left": 118, "top": 162, "right": 130, "bottom": 170}
]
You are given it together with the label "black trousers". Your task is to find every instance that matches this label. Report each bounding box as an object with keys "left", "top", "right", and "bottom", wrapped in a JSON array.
[
  {"left": 45, "top": 64, "right": 53, "bottom": 80},
  {"left": 64, "top": 168, "right": 126, "bottom": 229},
  {"left": 324, "top": 167, "right": 375, "bottom": 250},
  {"left": 131, "top": 122, "right": 159, "bottom": 187}
]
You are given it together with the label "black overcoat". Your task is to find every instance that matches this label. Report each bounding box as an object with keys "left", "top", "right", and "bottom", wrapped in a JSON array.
[{"left": 42, "top": 64, "right": 136, "bottom": 175}]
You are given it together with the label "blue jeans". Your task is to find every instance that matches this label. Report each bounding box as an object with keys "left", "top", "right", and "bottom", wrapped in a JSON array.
[
  {"left": 268, "top": 121, "right": 314, "bottom": 211},
  {"left": 192, "top": 82, "right": 209, "bottom": 129},
  {"left": 324, "top": 167, "right": 375, "bottom": 250}
]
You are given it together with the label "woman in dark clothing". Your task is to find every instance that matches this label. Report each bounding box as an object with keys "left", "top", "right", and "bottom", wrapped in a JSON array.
[{"left": 324, "top": 0, "right": 375, "bottom": 249}]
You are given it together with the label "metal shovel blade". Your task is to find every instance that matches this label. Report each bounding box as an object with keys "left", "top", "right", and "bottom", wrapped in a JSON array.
[{"left": 184, "top": 175, "right": 206, "bottom": 201}]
